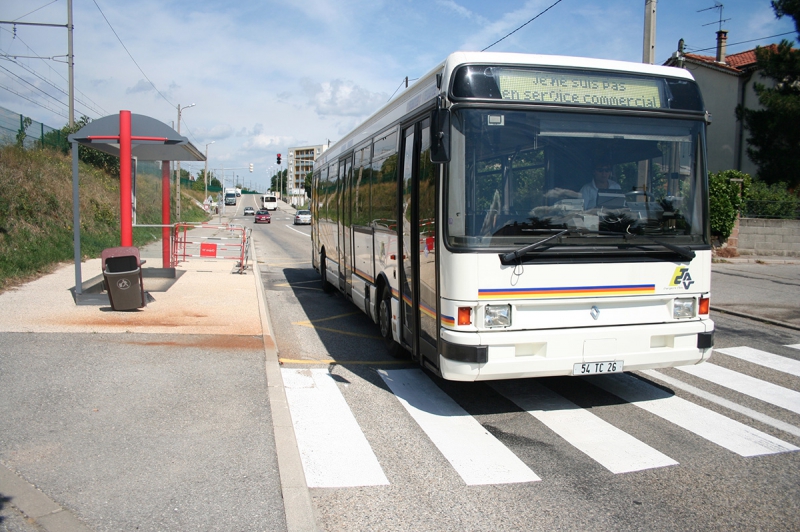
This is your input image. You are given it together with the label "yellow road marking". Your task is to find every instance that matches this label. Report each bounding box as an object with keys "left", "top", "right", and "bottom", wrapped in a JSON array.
[
  {"left": 299, "top": 311, "right": 361, "bottom": 324},
  {"left": 263, "top": 261, "right": 312, "bottom": 266},
  {"left": 279, "top": 358, "right": 411, "bottom": 366},
  {"left": 274, "top": 283, "right": 323, "bottom": 291},
  {"left": 293, "top": 323, "right": 381, "bottom": 339}
]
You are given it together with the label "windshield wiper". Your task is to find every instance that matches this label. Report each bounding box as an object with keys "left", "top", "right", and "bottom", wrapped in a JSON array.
[
  {"left": 499, "top": 229, "right": 568, "bottom": 263},
  {"left": 623, "top": 233, "right": 696, "bottom": 261},
  {"left": 570, "top": 229, "right": 696, "bottom": 261}
]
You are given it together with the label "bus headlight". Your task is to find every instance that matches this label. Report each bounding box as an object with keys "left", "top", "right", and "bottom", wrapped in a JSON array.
[
  {"left": 673, "top": 298, "right": 696, "bottom": 319},
  {"left": 485, "top": 304, "right": 511, "bottom": 328}
]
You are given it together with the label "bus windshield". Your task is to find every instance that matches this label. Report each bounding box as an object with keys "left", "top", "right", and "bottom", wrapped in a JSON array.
[{"left": 445, "top": 109, "right": 708, "bottom": 253}]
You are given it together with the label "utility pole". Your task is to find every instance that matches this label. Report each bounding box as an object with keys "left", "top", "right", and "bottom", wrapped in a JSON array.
[
  {"left": 175, "top": 103, "right": 195, "bottom": 221},
  {"left": 642, "top": 0, "right": 657, "bottom": 64},
  {"left": 0, "top": 2, "right": 74, "bottom": 126}
]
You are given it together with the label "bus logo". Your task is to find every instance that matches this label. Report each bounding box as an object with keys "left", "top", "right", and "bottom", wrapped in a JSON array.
[{"left": 670, "top": 267, "right": 694, "bottom": 290}]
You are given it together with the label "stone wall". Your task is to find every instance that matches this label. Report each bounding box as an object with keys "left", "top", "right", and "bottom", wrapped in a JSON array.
[{"left": 736, "top": 218, "right": 800, "bottom": 257}]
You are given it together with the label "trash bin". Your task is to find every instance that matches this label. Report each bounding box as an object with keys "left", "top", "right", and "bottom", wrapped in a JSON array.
[{"left": 102, "top": 246, "right": 146, "bottom": 311}]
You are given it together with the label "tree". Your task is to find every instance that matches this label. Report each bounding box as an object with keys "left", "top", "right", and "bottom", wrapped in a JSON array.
[
  {"left": 709, "top": 170, "right": 751, "bottom": 241},
  {"left": 737, "top": 0, "right": 800, "bottom": 188}
]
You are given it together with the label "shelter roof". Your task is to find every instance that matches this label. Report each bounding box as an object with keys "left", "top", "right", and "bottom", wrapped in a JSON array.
[{"left": 68, "top": 113, "right": 205, "bottom": 161}]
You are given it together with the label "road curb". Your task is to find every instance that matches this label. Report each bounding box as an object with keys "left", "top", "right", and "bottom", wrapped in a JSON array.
[
  {"left": 710, "top": 306, "right": 800, "bottom": 332},
  {"left": 252, "top": 244, "right": 319, "bottom": 532},
  {"left": 0, "top": 463, "right": 91, "bottom": 532}
]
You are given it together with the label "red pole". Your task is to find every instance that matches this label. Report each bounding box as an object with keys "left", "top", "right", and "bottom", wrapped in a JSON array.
[
  {"left": 119, "top": 110, "right": 133, "bottom": 246},
  {"left": 162, "top": 160, "right": 171, "bottom": 267}
]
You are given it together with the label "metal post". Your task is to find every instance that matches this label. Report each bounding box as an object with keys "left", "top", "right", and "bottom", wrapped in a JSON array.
[
  {"left": 119, "top": 110, "right": 133, "bottom": 247},
  {"left": 72, "top": 141, "right": 81, "bottom": 294},
  {"left": 67, "top": 0, "right": 74, "bottom": 127},
  {"left": 162, "top": 160, "right": 171, "bottom": 268}
]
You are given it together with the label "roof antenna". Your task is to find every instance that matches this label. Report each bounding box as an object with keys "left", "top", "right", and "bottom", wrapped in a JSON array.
[{"left": 698, "top": 2, "right": 730, "bottom": 32}]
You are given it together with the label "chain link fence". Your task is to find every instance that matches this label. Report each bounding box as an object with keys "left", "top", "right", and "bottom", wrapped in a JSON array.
[{"left": 0, "top": 106, "right": 68, "bottom": 151}]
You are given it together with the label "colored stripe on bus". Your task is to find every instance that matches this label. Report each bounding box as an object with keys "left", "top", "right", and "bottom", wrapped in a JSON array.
[{"left": 478, "top": 284, "right": 656, "bottom": 299}]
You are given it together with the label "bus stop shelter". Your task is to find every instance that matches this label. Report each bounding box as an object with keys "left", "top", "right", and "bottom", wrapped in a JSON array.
[{"left": 68, "top": 110, "right": 205, "bottom": 302}]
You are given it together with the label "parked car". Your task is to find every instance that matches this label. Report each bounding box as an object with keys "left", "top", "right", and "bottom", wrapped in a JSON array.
[
  {"left": 294, "top": 210, "right": 311, "bottom": 225},
  {"left": 254, "top": 210, "right": 271, "bottom": 223},
  {"left": 243, "top": 206, "right": 255, "bottom": 215}
]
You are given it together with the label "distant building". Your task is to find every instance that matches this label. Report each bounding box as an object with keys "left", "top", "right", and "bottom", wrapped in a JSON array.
[
  {"left": 664, "top": 30, "right": 775, "bottom": 177},
  {"left": 287, "top": 144, "right": 327, "bottom": 206}
]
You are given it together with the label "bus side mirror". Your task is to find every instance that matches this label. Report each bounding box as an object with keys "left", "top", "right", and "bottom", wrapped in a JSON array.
[{"left": 430, "top": 107, "right": 451, "bottom": 164}]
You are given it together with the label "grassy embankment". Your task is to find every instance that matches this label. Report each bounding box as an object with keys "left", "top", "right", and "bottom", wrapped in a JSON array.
[{"left": 0, "top": 145, "right": 209, "bottom": 292}]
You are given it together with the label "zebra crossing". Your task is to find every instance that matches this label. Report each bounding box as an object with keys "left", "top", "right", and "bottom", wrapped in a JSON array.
[{"left": 281, "top": 345, "right": 800, "bottom": 488}]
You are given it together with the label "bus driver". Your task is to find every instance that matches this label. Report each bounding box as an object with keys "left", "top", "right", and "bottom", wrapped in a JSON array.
[{"left": 581, "top": 159, "right": 621, "bottom": 209}]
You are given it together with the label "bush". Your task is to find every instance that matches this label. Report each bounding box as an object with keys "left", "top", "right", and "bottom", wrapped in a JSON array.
[
  {"left": 709, "top": 170, "right": 751, "bottom": 240},
  {"left": 743, "top": 180, "right": 800, "bottom": 218}
]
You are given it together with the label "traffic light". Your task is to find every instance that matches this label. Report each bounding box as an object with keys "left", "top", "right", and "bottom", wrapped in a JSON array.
[
  {"left": 277, "top": 154, "right": 281, "bottom": 165},
  {"left": 249, "top": 163, "right": 253, "bottom": 172}
]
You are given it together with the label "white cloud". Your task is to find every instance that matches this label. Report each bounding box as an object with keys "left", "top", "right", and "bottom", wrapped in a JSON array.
[
  {"left": 301, "top": 78, "right": 388, "bottom": 118},
  {"left": 126, "top": 80, "right": 153, "bottom": 94}
]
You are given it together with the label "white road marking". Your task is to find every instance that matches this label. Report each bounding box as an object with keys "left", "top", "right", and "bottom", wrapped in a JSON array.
[
  {"left": 282, "top": 368, "right": 389, "bottom": 488},
  {"left": 380, "top": 369, "right": 540, "bottom": 485},
  {"left": 677, "top": 363, "right": 800, "bottom": 416},
  {"left": 643, "top": 369, "right": 800, "bottom": 438},
  {"left": 492, "top": 380, "right": 678, "bottom": 474},
  {"left": 786, "top": 344, "right": 800, "bottom": 351},
  {"left": 715, "top": 346, "right": 800, "bottom": 377},
  {"left": 592, "top": 373, "right": 798, "bottom": 457},
  {"left": 285, "top": 225, "right": 310, "bottom": 237}
]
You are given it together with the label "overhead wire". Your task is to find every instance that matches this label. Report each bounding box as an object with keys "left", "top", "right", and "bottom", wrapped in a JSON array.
[
  {"left": 0, "top": 25, "right": 107, "bottom": 118},
  {"left": 90, "top": 0, "right": 175, "bottom": 109},
  {"left": 482, "top": 0, "right": 565, "bottom": 52},
  {"left": 0, "top": 84, "right": 68, "bottom": 118},
  {"left": 659, "top": 31, "right": 797, "bottom": 65},
  {"left": 11, "top": 0, "right": 61, "bottom": 23}
]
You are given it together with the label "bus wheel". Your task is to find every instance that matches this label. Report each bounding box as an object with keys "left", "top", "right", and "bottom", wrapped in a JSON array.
[
  {"left": 379, "top": 285, "right": 401, "bottom": 357},
  {"left": 320, "top": 252, "right": 333, "bottom": 293}
]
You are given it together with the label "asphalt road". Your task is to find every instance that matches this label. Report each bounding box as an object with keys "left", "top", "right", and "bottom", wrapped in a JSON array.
[
  {"left": 711, "top": 261, "right": 800, "bottom": 327},
  {"left": 252, "top": 209, "right": 800, "bottom": 532}
]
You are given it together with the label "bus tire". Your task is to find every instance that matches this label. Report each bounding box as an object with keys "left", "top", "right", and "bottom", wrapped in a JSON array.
[
  {"left": 378, "top": 285, "right": 401, "bottom": 357},
  {"left": 320, "top": 252, "right": 334, "bottom": 293}
]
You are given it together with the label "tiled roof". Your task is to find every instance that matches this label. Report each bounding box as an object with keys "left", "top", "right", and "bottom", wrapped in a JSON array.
[{"left": 680, "top": 44, "right": 780, "bottom": 74}]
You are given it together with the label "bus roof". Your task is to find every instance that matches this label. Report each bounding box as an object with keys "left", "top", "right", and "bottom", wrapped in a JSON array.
[{"left": 315, "top": 51, "right": 697, "bottom": 169}]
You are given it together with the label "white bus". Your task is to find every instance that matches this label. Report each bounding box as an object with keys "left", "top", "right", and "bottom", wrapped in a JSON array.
[
  {"left": 261, "top": 194, "right": 278, "bottom": 211},
  {"left": 311, "top": 52, "right": 714, "bottom": 381}
]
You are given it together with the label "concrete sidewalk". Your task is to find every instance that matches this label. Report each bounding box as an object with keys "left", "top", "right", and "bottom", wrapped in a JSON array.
[{"left": 0, "top": 218, "right": 314, "bottom": 531}]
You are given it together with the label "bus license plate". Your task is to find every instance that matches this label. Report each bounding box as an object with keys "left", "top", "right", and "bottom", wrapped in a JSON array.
[{"left": 573, "top": 361, "right": 623, "bottom": 375}]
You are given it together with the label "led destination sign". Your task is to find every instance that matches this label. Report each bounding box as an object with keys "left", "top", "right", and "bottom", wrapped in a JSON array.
[{"left": 496, "top": 69, "right": 663, "bottom": 109}]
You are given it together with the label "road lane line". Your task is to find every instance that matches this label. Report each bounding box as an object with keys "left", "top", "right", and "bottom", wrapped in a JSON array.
[
  {"left": 786, "top": 344, "right": 800, "bottom": 351},
  {"left": 643, "top": 369, "right": 800, "bottom": 438},
  {"left": 285, "top": 226, "right": 310, "bottom": 236},
  {"left": 380, "top": 369, "right": 540, "bottom": 485},
  {"left": 279, "top": 358, "right": 411, "bottom": 366},
  {"left": 592, "top": 373, "right": 798, "bottom": 456},
  {"left": 677, "top": 363, "right": 800, "bottom": 415},
  {"left": 716, "top": 346, "right": 800, "bottom": 377},
  {"left": 282, "top": 368, "right": 389, "bottom": 488},
  {"left": 492, "top": 380, "right": 678, "bottom": 474}
]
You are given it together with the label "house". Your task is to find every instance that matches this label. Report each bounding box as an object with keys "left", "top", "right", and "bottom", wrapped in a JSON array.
[{"left": 664, "top": 30, "right": 775, "bottom": 177}]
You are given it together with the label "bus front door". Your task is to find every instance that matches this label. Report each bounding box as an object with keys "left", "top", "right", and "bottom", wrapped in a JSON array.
[{"left": 400, "top": 119, "right": 438, "bottom": 367}]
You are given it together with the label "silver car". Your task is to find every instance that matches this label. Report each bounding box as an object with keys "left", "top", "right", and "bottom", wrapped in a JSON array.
[{"left": 294, "top": 210, "right": 311, "bottom": 225}]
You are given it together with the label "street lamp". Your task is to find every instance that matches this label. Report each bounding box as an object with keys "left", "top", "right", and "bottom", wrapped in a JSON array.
[
  {"left": 176, "top": 103, "right": 196, "bottom": 221},
  {"left": 204, "top": 141, "right": 214, "bottom": 211}
]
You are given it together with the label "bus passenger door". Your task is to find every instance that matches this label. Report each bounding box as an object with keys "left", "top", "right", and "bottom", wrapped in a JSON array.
[
  {"left": 399, "top": 119, "right": 438, "bottom": 366},
  {"left": 340, "top": 154, "right": 353, "bottom": 296}
]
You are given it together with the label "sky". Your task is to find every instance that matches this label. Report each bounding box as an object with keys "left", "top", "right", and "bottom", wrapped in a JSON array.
[{"left": 1, "top": 0, "right": 795, "bottom": 192}]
